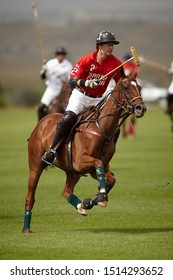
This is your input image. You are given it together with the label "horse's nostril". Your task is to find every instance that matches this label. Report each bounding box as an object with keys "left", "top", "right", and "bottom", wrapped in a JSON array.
[
  {"left": 136, "top": 105, "right": 142, "bottom": 111},
  {"left": 134, "top": 105, "right": 145, "bottom": 118}
]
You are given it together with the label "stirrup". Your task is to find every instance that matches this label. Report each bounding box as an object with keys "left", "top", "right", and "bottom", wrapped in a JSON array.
[{"left": 41, "top": 149, "right": 57, "bottom": 166}]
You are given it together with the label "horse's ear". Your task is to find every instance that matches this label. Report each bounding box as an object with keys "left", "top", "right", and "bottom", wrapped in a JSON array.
[
  {"left": 120, "top": 67, "right": 125, "bottom": 78},
  {"left": 127, "top": 72, "right": 137, "bottom": 79},
  {"left": 133, "top": 72, "right": 137, "bottom": 79}
]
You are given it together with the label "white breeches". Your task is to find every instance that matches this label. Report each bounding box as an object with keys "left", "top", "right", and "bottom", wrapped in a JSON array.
[
  {"left": 41, "top": 87, "right": 62, "bottom": 106},
  {"left": 65, "top": 88, "right": 103, "bottom": 115}
]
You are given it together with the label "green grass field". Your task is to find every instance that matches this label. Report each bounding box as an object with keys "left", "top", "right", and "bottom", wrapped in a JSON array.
[{"left": 0, "top": 107, "right": 172, "bottom": 260}]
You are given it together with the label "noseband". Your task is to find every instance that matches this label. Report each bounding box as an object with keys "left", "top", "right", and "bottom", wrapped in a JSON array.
[{"left": 112, "top": 78, "right": 142, "bottom": 111}]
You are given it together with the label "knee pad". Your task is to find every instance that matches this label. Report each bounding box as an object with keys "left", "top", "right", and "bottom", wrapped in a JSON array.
[{"left": 58, "top": 111, "right": 77, "bottom": 132}]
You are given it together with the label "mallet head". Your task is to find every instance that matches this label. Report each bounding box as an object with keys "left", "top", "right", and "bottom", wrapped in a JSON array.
[
  {"left": 130, "top": 46, "right": 140, "bottom": 66},
  {"left": 31, "top": 3, "right": 37, "bottom": 9}
]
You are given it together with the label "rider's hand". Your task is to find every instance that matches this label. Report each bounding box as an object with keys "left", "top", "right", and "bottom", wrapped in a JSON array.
[
  {"left": 85, "top": 79, "right": 99, "bottom": 89},
  {"left": 40, "top": 63, "right": 47, "bottom": 72},
  {"left": 40, "top": 63, "right": 47, "bottom": 79}
]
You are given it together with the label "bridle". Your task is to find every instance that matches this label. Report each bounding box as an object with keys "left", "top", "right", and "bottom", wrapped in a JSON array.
[
  {"left": 75, "top": 77, "right": 144, "bottom": 143},
  {"left": 113, "top": 78, "right": 142, "bottom": 109},
  {"left": 97, "top": 78, "right": 142, "bottom": 118},
  {"left": 95, "top": 77, "right": 143, "bottom": 141}
]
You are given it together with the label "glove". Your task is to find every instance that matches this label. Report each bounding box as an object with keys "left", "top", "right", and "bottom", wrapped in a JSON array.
[
  {"left": 85, "top": 79, "right": 99, "bottom": 89},
  {"left": 40, "top": 63, "right": 47, "bottom": 73},
  {"left": 40, "top": 64, "right": 47, "bottom": 79}
]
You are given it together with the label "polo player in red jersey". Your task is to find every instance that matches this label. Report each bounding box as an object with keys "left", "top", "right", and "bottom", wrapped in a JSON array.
[{"left": 42, "top": 31, "right": 124, "bottom": 166}]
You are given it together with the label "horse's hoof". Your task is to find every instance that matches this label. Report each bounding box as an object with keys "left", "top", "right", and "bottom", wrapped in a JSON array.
[
  {"left": 98, "top": 200, "right": 107, "bottom": 207},
  {"left": 77, "top": 203, "right": 87, "bottom": 216},
  {"left": 90, "top": 194, "right": 99, "bottom": 206},
  {"left": 96, "top": 192, "right": 108, "bottom": 207},
  {"left": 22, "top": 228, "right": 32, "bottom": 234},
  {"left": 82, "top": 198, "right": 94, "bottom": 209}
]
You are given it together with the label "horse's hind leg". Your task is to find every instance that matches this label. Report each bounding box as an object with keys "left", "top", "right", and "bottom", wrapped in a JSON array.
[
  {"left": 22, "top": 165, "right": 44, "bottom": 233},
  {"left": 62, "top": 172, "right": 87, "bottom": 216}
]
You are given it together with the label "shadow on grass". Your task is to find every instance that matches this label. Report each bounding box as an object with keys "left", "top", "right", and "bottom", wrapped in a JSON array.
[{"left": 72, "top": 227, "right": 173, "bottom": 234}]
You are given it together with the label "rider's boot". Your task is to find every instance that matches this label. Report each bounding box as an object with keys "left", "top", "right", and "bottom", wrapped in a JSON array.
[{"left": 42, "top": 111, "right": 77, "bottom": 166}]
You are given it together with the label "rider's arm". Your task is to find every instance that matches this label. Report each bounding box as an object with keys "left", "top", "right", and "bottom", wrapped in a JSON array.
[{"left": 69, "top": 77, "right": 99, "bottom": 89}]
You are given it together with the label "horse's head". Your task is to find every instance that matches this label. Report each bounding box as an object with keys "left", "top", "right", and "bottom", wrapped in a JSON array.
[{"left": 115, "top": 75, "right": 146, "bottom": 118}]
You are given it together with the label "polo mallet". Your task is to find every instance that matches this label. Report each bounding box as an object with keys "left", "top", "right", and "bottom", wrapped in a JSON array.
[
  {"left": 31, "top": 2, "right": 47, "bottom": 64},
  {"left": 99, "top": 46, "right": 140, "bottom": 81},
  {"left": 139, "top": 55, "right": 168, "bottom": 71}
]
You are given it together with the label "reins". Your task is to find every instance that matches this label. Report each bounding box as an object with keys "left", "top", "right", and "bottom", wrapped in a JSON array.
[
  {"left": 66, "top": 77, "right": 143, "bottom": 172},
  {"left": 94, "top": 80, "right": 142, "bottom": 141},
  {"left": 75, "top": 77, "right": 143, "bottom": 142}
]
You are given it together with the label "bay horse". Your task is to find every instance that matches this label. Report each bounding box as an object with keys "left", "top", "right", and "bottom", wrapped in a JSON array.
[
  {"left": 37, "top": 83, "right": 72, "bottom": 120},
  {"left": 22, "top": 75, "right": 146, "bottom": 233},
  {"left": 48, "top": 83, "right": 72, "bottom": 114}
]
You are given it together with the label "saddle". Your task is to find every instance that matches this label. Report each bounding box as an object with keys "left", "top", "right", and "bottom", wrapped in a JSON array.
[
  {"left": 64, "top": 105, "right": 101, "bottom": 172},
  {"left": 64, "top": 93, "right": 116, "bottom": 172},
  {"left": 66, "top": 91, "right": 112, "bottom": 142}
]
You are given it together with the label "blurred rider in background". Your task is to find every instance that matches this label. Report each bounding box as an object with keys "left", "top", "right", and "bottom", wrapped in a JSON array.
[{"left": 37, "top": 46, "right": 73, "bottom": 121}]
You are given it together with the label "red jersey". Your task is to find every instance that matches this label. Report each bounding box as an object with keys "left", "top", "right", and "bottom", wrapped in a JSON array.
[{"left": 70, "top": 50, "right": 123, "bottom": 97}]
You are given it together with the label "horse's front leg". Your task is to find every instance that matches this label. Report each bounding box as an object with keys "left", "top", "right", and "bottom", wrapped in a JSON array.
[
  {"left": 83, "top": 162, "right": 116, "bottom": 210},
  {"left": 62, "top": 171, "right": 87, "bottom": 216},
  {"left": 93, "top": 159, "right": 108, "bottom": 207},
  {"left": 82, "top": 160, "right": 108, "bottom": 209}
]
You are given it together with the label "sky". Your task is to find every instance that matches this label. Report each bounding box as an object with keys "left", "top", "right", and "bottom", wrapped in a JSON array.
[{"left": 0, "top": 0, "right": 173, "bottom": 26}]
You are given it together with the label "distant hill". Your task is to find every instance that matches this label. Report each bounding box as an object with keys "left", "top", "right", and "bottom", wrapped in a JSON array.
[
  {"left": 1, "top": 0, "right": 173, "bottom": 25},
  {"left": 0, "top": 0, "right": 173, "bottom": 97}
]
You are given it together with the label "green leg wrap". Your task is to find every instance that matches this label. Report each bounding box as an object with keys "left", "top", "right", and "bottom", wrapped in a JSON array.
[
  {"left": 96, "top": 165, "right": 106, "bottom": 191},
  {"left": 23, "top": 210, "right": 32, "bottom": 231},
  {"left": 67, "top": 194, "right": 81, "bottom": 209}
]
